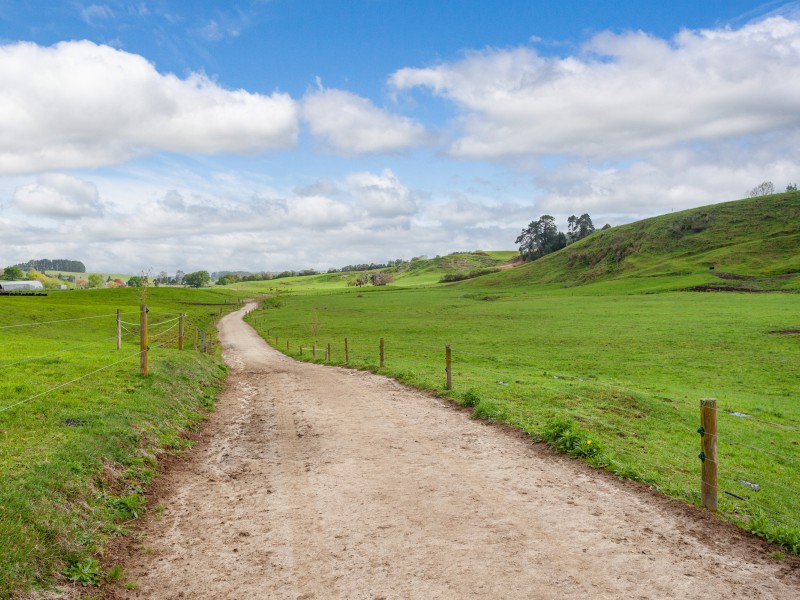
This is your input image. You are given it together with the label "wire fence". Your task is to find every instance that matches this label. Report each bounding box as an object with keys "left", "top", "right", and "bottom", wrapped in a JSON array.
[
  {"left": 248, "top": 310, "right": 800, "bottom": 549},
  {"left": 0, "top": 305, "right": 224, "bottom": 415}
]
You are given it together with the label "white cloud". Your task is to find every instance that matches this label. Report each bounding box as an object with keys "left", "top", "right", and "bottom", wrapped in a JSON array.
[
  {"left": 198, "top": 20, "right": 241, "bottom": 41},
  {"left": 81, "top": 4, "right": 114, "bottom": 24},
  {"left": 12, "top": 173, "right": 103, "bottom": 218},
  {"left": 529, "top": 133, "right": 800, "bottom": 226},
  {"left": 390, "top": 17, "right": 800, "bottom": 161},
  {"left": 302, "top": 86, "right": 430, "bottom": 154},
  {"left": 345, "top": 169, "right": 417, "bottom": 217},
  {"left": 286, "top": 195, "right": 354, "bottom": 228},
  {"left": 0, "top": 40, "right": 299, "bottom": 175}
]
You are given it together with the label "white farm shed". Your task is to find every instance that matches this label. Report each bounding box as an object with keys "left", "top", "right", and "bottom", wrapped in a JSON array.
[{"left": 0, "top": 280, "right": 44, "bottom": 291}]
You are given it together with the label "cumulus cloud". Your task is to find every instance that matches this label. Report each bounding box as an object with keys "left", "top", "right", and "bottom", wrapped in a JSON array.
[
  {"left": 345, "top": 169, "right": 417, "bottom": 217},
  {"left": 303, "top": 85, "right": 430, "bottom": 154},
  {"left": 0, "top": 40, "right": 299, "bottom": 175},
  {"left": 390, "top": 17, "right": 800, "bottom": 160},
  {"left": 287, "top": 195, "right": 354, "bottom": 228},
  {"left": 12, "top": 173, "right": 104, "bottom": 218}
]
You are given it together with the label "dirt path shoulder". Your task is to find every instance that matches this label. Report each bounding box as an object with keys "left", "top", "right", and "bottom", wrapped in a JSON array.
[{"left": 112, "top": 305, "right": 800, "bottom": 599}]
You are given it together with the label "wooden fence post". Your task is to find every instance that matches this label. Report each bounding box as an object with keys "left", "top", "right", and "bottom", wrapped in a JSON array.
[
  {"left": 380, "top": 338, "right": 385, "bottom": 368},
  {"left": 345, "top": 337, "right": 349, "bottom": 364},
  {"left": 194, "top": 327, "right": 198, "bottom": 351},
  {"left": 300, "top": 345, "right": 303, "bottom": 356},
  {"left": 326, "top": 343, "right": 331, "bottom": 361},
  {"left": 140, "top": 304, "right": 148, "bottom": 376},
  {"left": 700, "top": 398, "right": 718, "bottom": 511},
  {"left": 286, "top": 339, "right": 290, "bottom": 351},
  {"left": 445, "top": 345, "right": 452, "bottom": 390},
  {"left": 116, "top": 309, "right": 121, "bottom": 351},
  {"left": 178, "top": 313, "right": 185, "bottom": 350},
  {"left": 313, "top": 343, "right": 316, "bottom": 358},
  {"left": 200, "top": 330, "right": 206, "bottom": 353}
]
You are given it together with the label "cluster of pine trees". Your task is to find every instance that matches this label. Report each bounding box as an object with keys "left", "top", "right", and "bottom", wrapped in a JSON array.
[{"left": 515, "top": 214, "right": 604, "bottom": 261}]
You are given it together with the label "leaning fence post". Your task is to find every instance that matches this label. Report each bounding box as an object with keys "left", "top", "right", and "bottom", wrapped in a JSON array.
[
  {"left": 445, "top": 345, "right": 452, "bottom": 390},
  {"left": 699, "top": 398, "right": 718, "bottom": 511},
  {"left": 140, "top": 304, "right": 149, "bottom": 376},
  {"left": 380, "top": 337, "right": 385, "bottom": 368}
]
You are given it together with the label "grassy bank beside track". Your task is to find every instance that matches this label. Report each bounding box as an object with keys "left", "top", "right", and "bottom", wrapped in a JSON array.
[
  {"left": 247, "top": 283, "right": 800, "bottom": 552},
  {"left": 0, "top": 287, "right": 247, "bottom": 598}
]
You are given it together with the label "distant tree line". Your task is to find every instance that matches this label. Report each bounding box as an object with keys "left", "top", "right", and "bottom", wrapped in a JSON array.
[
  {"left": 515, "top": 213, "right": 601, "bottom": 262},
  {"left": 327, "top": 259, "right": 405, "bottom": 273},
  {"left": 13, "top": 259, "right": 86, "bottom": 273}
]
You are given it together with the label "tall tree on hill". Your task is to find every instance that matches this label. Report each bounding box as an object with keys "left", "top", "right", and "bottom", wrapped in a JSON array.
[
  {"left": 515, "top": 215, "right": 566, "bottom": 261},
  {"left": 575, "top": 213, "right": 595, "bottom": 240},
  {"left": 566, "top": 213, "right": 595, "bottom": 243},
  {"left": 748, "top": 181, "right": 775, "bottom": 197}
]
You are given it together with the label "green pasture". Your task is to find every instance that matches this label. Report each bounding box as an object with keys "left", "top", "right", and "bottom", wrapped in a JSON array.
[
  {"left": 0, "top": 286, "right": 247, "bottom": 598},
  {"left": 250, "top": 283, "right": 800, "bottom": 552}
]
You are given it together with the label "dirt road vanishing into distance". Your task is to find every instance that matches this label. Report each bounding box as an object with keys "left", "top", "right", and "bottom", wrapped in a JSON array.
[{"left": 113, "top": 304, "right": 799, "bottom": 599}]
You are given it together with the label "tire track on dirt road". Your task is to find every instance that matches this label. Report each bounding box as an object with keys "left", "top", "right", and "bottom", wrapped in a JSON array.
[{"left": 113, "top": 304, "right": 800, "bottom": 599}]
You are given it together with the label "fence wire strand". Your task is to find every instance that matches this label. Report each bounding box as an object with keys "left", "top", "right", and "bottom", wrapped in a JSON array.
[
  {"left": 0, "top": 331, "right": 139, "bottom": 370},
  {"left": 0, "top": 311, "right": 139, "bottom": 329},
  {"left": 0, "top": 350, "right": 144, "bottom": 414}
]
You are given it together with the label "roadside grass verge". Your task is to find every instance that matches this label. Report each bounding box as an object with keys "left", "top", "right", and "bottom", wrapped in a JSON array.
[
  {"left": 0, "top": 287, "right": 245, "bottom": 598},
  {"left": 246, "top": 284, "right": 800, "bottom": 553}
]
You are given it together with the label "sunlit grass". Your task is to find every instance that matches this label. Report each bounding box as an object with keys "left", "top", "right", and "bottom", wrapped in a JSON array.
[
  {"left": 0, "top": 286, "right": 247, "bottom": 597},
  {"left": 251, "top": 284, "right": 800, "bottom": 552}
]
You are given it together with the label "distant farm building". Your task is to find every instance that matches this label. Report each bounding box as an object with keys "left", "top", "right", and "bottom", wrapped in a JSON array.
[{"left": 0, "top": 280, "right": 45, "bottom": 291}]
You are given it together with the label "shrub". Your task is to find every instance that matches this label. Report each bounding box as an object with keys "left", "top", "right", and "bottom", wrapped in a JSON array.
[
  {"left": 461, "top": 388, "right": 481, "bottom": 407},
  {"left": 540, "top": 417, "right": 602, "bottom": 459},
  {"left": 63, "top": 558, "right": 101, "bottom": 586},
  {"left": 440, "top": 268, "right": 500, "bottom": 283}
]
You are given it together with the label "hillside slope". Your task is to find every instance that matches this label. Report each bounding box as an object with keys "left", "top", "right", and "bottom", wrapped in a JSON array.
[
  {"left": 483, "top": 193, "right": 800, "bottom": 293},
  {"left": 234, "top": 251, "right": 517, "bottom": 292}
]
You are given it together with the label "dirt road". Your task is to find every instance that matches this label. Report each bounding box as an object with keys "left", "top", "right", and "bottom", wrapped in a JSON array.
[{"left": 115, "top": 305, "right": 799, "bottom": 599}]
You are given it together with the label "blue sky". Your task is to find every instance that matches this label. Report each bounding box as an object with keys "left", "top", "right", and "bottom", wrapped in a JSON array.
[{"left": 1, "top": 1, "right": 799, "bottom": 274}]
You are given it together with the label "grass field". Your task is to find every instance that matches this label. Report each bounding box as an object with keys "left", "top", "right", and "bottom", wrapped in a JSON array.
[
  {"left": 0, "top": 286, "right": 247, "bottom": 598},
  {"left": 248, "top": 280, "right": 800, "bottom": 553}
]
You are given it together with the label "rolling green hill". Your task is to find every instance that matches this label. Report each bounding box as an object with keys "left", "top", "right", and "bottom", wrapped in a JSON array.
[
  {"left": 232, "top": 250, "right": 518, "bottom": 292},
  {"left": 482, "top": 192, "right": 800, "bottom": 293}
]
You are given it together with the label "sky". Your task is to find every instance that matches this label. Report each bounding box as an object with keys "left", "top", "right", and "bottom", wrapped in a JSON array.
[{"left": 1, "top": 0, "right": 799, "bottom": 275}]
